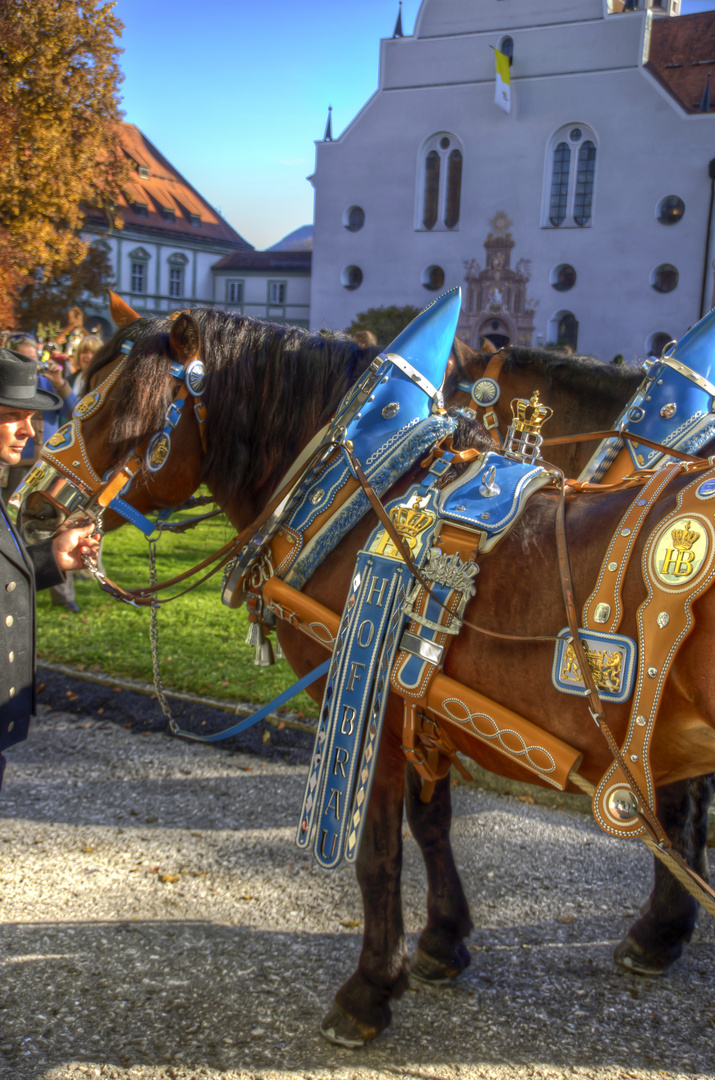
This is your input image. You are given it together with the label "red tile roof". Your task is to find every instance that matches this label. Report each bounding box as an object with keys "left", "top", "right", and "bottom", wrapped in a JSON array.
[
  {"left": 87, "top": 123, "right": 253, "bottom": 249},
  {"left": 645, "top": 11, "right": 715, "bottom": 113}
]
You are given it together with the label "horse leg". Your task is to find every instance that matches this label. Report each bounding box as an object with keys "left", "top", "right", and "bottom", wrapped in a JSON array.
[
  {"left": 321, "top": 724, "right": 409, "bottom": 1047},
  {"left": 615, "top": 775, "right": 713, "bottom": 975},
  {"left": 404, "top": 765, "right": 474, "bottom": 983}
]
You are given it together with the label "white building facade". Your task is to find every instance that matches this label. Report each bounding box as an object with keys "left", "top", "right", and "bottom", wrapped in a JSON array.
[{"left": 310, "top": 0, "right": 715, "bottom": 360}]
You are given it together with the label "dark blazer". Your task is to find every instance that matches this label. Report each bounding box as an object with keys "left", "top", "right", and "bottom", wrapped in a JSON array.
[{"left": 0, "top": 504, "right": 63, "bottom": 754}]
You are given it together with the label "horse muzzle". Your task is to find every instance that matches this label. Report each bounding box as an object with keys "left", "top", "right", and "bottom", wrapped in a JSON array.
[{"left": 9, "top": 460, "right": 99, "bottom": 543}]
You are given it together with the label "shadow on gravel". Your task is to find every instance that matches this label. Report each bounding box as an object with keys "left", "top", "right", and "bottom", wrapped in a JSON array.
[
  {"left": 36, "top": 666, "right": 315, "bottom": 765},
  {"left": 1, "top": 918, "right": 714, "bottom": 1078},
  {"left": 1, "top": 773, "right": 307, "bottom": 831}
]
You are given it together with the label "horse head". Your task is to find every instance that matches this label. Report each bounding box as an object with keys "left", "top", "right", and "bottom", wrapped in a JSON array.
[{"left": 15, "top": 309, "right": 206, "bottom": 542}]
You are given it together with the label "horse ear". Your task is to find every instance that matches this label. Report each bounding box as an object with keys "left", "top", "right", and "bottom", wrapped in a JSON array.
[
  {"left": 108, "top": 290, "right": 140, "bottom": 328},
  {"left": 169, "top": 312, "right": 201, "bottom": 363},
  {"left": 480, "top": 337, "right": 497, "bottom": 355}
]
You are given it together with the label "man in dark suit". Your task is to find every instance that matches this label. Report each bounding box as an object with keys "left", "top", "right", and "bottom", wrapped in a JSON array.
[{"left": 0, "top": 346, "right": 99, "bottom": 787}]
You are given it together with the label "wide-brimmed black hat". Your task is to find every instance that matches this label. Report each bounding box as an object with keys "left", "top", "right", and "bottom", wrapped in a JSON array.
[{"left": 0, "top": 348, "right": 62, "bottom": 411}]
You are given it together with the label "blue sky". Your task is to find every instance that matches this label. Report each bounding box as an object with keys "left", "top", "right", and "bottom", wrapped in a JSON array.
[{"left": 114, "top": 0, "right": 715, "bottom": 250}]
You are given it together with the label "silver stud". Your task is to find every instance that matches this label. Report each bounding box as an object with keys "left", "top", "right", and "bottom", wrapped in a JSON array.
[
  {"left": 656, "top": 612, "right": 669, "bottom": 628},
  {"left": 660, "top": 403, "right": 677, "bottom": 420},
  {"left": 309, "top": 489, "right": 325, "bottom": 506},
  {"left": 620, "top": 528, "right": 631, "bottom": 537},
  {"left": 5, "top": 615, "right": 13, "bottom": 627},
  {"left": 5, "top": 582, "right": 15, "bottom": 593},
  {"left": 635, "top": 715, "right": 647, "bottom": 727},
  {"left": 481, "top": 512, "right": 490, "bottom": 520},
  {"left": 607, "top": 787, "right": 638, "bottom": 821},
  {"left": 594, "top": 603, "right": 611, "bottom": 624},
  {"left": 637, "top": 500, "right": 648, "bottom": 506},
  {"left": 382, "top": 402, "right": 400, "bottom": 419},
  {"left": 608, "top": 562, "right": 618, "bottom": 572},
  {"left": 647, "top": 666, "right": 658, "bottom": 678},
  {"left": 73, "top": 460, "right": 81, "bottom": 467},
  {"left": 630, "top": 754, "right": 638, "bottom": 762},
  {"left": 454, "top": 504, "right": 466, "bottom": 512}
]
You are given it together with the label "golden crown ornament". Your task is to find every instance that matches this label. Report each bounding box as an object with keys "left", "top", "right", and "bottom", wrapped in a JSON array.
[{"left": 503, "top": 391, "right": 554, "bottom": 462}]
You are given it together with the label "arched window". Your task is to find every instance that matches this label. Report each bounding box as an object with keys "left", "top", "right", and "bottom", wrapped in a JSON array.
[
  {"left": 548, "top": 310, "right": 579, "bottom": 351},
  {"left": 417, "top": 133, "right": 464, "bottom": 231},
  {"left": 544, "top": 125, "right": 598, "bottom": 228}
]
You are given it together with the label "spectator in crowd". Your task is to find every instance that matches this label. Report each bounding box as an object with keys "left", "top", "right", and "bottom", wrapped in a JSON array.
[
  {"left": 2, "top": 333, "right": 80, "bottom": 612},
  {"left": 69, "top": 335, "right": 102, "bottom": 397},
  {"left": 0, "top": 345, "right": 99, "bottom": 787}
]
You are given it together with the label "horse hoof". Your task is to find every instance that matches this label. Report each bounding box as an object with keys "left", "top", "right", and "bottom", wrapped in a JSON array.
[
  {"left": 410, "top": 949, "right": 462, "bottom": 985},
  {"left": 320, "top": 1003, "right": 376, "bottom": 1048},
  {"left": 614, "top": 937, "right": 672, "bottom": 977}
]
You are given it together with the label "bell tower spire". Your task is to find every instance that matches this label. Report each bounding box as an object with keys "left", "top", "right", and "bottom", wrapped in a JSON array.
[
  {"left": 393, "top": 1, "right": 404, "bottom": 39},
  {"left": 323, "top": 105, "right": 333, "bottom": 142}
]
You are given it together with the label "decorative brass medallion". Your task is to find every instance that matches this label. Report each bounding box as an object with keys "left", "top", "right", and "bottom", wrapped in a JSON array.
[
  {"left": 74, "top": 391, "right": 101, "bottom": 419},
  {"left": 369, "top": 495, "right": 436, "bottom": 561},
  {"left": 145, "top": 432, "right": 171, "bottom": 473},
  {"left": 652, "top": 516, "right": 711, "bottom": 587}
]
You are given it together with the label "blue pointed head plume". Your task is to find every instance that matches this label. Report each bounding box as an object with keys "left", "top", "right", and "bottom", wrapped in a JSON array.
[
  {"left": 383, "top": 287, "right": 462, "bottom": 389},
  {"left": 667, "top": 306, "right": 715, "bottom": 385}
]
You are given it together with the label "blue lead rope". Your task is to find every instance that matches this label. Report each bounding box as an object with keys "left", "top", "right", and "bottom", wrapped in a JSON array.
[{"left": 169, "top": 658, "right": 331, "bottom": 744}]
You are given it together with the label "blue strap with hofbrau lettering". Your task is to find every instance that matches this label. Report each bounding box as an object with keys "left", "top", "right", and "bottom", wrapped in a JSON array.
[{"left": 296, "top": 453, "right": 452, "bottom": 868}]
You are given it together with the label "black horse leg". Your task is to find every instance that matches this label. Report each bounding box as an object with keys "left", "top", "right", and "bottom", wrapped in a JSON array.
[
  {"left": 615, "top": 774, "right": 713, "bottom": 974},
  {"left": 321, "top": 727, "right": 410, "bottom": 1046},
  {"left": 404, "top": 764, "right": 473, "bottom": 983}
]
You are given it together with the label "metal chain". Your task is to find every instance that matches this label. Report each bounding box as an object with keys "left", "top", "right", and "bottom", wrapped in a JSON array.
[{"left": 148, "top": 538, "right": 174, "bottom": 728}]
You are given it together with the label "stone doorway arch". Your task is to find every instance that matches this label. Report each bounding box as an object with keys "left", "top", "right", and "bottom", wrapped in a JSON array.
[{"left": 477, "top": 316, "right": 513, "bottom": 350}]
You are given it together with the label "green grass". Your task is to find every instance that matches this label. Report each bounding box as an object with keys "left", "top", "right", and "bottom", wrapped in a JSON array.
[{"left": 35, "top": 511, "right": 319, "bottom": 718}]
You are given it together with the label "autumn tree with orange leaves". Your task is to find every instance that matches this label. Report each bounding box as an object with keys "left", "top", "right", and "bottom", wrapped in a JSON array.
[{"left": 0, "top": 0, "right": 128, "bottom": 329}]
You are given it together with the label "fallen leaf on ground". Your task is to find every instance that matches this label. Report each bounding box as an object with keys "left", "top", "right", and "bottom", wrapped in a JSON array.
[
  {"left": 341, "top": 919, "right": 361, "bottom": 928},
  {"left": 159, "top": 873, "right": 180, "bottom": 884},
  {"left": 560, "top": 915, "right": 575, "bottom": 923},
  {"left": 36, "top": 683, "right": 46, "bottom": 692},
  {"left": 518, "top": 795, "right": 535, "bottom": 804}
]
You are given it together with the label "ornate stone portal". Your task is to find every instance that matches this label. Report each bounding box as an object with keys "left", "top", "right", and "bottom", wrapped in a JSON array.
[{"left": 457, "top": 213, "right": 537, "bottom": 349}]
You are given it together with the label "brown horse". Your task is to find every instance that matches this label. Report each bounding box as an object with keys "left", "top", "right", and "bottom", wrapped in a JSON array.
[{"left": 26, "top": 309, "right": 715, "bottom": 1046}]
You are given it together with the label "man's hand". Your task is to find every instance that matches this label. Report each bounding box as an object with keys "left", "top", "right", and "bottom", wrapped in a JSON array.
[{"left": 52, "top": 523, "right": 100, "bottom": 572}]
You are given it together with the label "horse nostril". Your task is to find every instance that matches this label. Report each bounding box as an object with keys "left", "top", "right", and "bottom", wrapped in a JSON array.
[{"left": 18, "top": 493, "right": 67, "bottom": 544}]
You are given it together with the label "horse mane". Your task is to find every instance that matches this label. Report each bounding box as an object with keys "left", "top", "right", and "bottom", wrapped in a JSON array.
[
  {"left": 90, "top": 310, "right": 377, "bottom": 517},
  {"left": 502, "top": 344, "right": 643, "bottom": 404}
]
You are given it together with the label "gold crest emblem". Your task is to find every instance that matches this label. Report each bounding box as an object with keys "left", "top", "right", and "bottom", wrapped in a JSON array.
[
  {"left": 561, "top": 641, "right": 623, "bottom": 694},
  {"left": 74, "top": 392, "right": 100, "bottom": 418},
  {"left": 370, "top": 496, "right": 436, "bottom": 560},
  {"left": 654, "top": 517, "right": 708, "bottom": 585}
]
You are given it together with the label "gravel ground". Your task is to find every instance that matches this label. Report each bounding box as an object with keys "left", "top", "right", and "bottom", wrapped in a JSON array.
[{"left": 1, "top": 706, "right": 715, "bottom": 1080}]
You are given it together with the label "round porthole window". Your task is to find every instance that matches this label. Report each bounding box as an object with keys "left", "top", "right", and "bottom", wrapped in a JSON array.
[
  {"left": 550, "top": 264, "right": 577, "bottom": 292},
  {"left": 657, "top": 195, "right": 685, "bottom": 225},
  {"left": 421, "top": 265, "right": 445, "bottom": 291},
  {"left": 341, "top": 265, "right": 363, "bottom": 290},
  {"left": 651, "top": 264, "right": 679, "bottom": 293},
  {"left": 343, "top": 206, "right": 365, "bottom": 232},
  {"left": 647, "top": 331, "right": 674, "bottom": 358}
]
